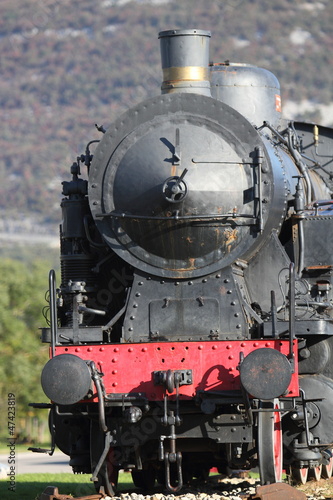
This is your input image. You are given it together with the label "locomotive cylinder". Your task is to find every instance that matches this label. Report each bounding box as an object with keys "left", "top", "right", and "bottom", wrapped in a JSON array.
[{"left": 159, "top": 29, "right": 211, "bottom": 96}]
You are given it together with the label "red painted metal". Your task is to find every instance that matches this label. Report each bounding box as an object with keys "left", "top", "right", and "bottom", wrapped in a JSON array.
[{"left": 54, "top": 339, "right": 298, "bottom": 401}]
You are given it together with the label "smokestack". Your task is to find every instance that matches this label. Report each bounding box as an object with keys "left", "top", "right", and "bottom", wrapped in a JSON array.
[{"left": 158, "top": 29, "right": 211, "bottom": 96}]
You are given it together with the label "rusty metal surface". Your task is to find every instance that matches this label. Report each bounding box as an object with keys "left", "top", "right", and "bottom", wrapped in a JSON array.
[
  {"left": 251, "top": 482, "right": 307, "bottom": 500},
  {"left": 40, "top": 485, "right": 105, "bottom": 500}
]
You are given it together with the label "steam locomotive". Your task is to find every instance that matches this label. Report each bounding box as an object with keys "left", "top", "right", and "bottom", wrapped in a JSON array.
[{"left": 31, "top": 29, "right": 333, "bottom": 494}]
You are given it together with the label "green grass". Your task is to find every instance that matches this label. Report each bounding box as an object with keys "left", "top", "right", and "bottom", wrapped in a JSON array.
[{"left": 0, "top": 471, "right": 134, "bottom": 500}]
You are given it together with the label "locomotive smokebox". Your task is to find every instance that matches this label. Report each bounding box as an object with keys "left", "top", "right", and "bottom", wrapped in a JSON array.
[
  {"left": 159, "top": 29, "right": 211, "bottom": 96},
  {"left": 41, "top": 354, "right": 92, "bottom": 405}
]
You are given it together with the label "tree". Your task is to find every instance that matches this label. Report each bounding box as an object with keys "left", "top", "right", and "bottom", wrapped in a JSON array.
[{"left": 0, "top": 258, "right": 50, "bottom": 441}]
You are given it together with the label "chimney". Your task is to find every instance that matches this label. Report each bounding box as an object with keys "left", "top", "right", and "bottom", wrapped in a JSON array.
[{"left": 158, "top": 29, "right": 211, "bottom": 96}]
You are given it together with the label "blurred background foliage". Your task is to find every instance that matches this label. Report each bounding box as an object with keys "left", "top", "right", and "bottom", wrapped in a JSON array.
[{"left": 0, "top": 259, "right": 50, "bottom": 441}]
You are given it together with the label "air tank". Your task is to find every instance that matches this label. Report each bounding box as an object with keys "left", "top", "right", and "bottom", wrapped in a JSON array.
[{"left": 210, "top": 62, "right": 282, "bottom": 129}]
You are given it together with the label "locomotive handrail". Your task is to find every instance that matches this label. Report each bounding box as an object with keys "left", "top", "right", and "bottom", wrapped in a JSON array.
[
  {"left": 49, "top": 269, "right": 57, "bottom": 358},
  {"left": 288, "top": 262, "right": 295, "bottom": 373},
  {"left": 95, "top": 211, "right": 258, "bottom": 223},
  {"left": 313, "top": 200, "right": 333, "bottom": 207}
]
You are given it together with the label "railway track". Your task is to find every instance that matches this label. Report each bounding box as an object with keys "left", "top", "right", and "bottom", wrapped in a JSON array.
[{"left": 39, "top": 479, "right": 308, "bottom": 500}]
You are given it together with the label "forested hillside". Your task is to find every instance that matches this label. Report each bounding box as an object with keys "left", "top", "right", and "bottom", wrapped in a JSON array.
[{"left": 1, "top": 0, "right": 333, "bottom": 228}]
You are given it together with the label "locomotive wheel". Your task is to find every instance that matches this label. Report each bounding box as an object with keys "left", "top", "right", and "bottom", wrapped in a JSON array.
[
  {"left": 309, "top": 464, "right": 322, "bottom": 481},
  {"left": 131, "top": 467, "right": 156, "bottom": 490},
  {"left": 90, "top": 421, "right": 118, "bottom": 496},
  {"left": 291, "top": 466, "right": 308, "bottom": 484},
  {"left": 322, "top": 450, "right": 333, "bottom": 479},
  {"left": 322, "top": 457, "right": 333, "bottom": 479},
  {"left": 258, "top": 399, "right": 283, "bottom": 484}
]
